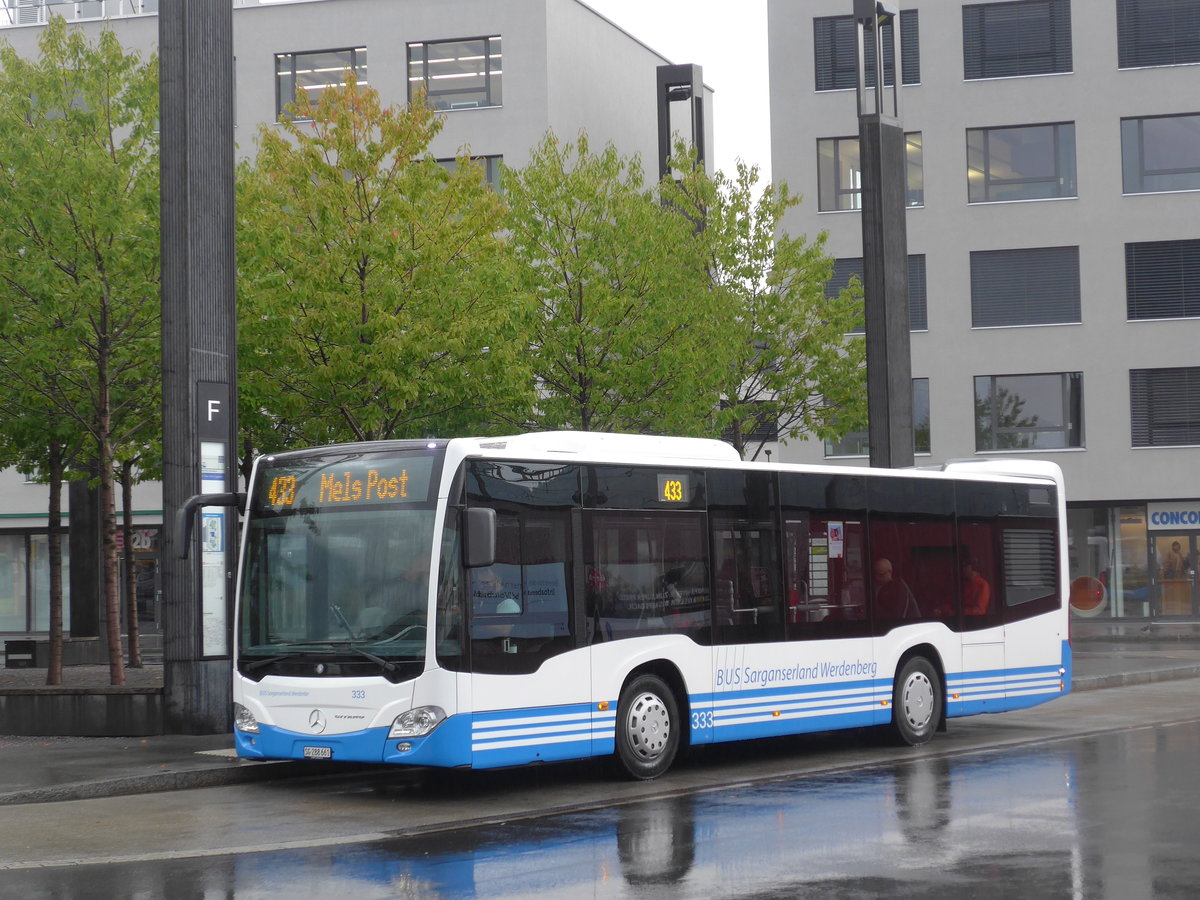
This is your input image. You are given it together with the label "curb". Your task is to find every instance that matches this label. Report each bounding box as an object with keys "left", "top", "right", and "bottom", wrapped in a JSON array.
[
  {"left": 1070, "top": 664, "right": 1200, "bottom": 693},
  {"left": 0, "top": 758, "right": 342, "bottom": 807}
]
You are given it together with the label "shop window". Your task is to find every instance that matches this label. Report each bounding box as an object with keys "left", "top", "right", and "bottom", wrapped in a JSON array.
[
  {"left": 408, "top": 36, "right": 502, "bottom": 111},
  {"left": 962, "top": 0, "right": 1072, "bottom": 80},
  {"left": 0, "top": 535, "right": 27, "bottom": 632},
  {"left": 1130, "top": 366, "right": 1200, "bottom": 447},
  {"left": 1118, "top": 0, "right": 1200, "bottom": 68},
  {"left": 817, "top": 132, "right": 923, "bottom": 211},
  {"left": 275, "top": 47, "right": 367, "bottom": 120},
  {"left": 813, "top": 9, "right": 921, "bottom": 91},
  {"left": 970, "top": 246, "right": 1081, "bottom": 327},
  {"left": 1126, "top": 239, "right": 1200, "bottom": 319},
  {"left": 975, "top": 372, "right": 1083, "bottom": 450},
  {"left": 1121, "top": 114, "right": 1200, "bottom": 194},
  {"left": 967, "top": 122, "right": 1076, "bottom": 203}
]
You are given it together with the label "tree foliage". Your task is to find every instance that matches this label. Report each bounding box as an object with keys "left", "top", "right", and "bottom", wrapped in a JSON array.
[
  {"left": 662, "top": 151, "right": 866, "bottom": 459},
  {"left": 236, "top": 77, "right": 532, "bottom": 459},
  {"left": 503, "top": 133, "right": 728, "bottom": 435},
  {"left": 0, "top": 19, "right": 160, "bottom": 684}
]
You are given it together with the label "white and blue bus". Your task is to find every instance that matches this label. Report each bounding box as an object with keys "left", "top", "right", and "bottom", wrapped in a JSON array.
[{"left": 221, "top": 431, "right": 1069, "bottom": 779}]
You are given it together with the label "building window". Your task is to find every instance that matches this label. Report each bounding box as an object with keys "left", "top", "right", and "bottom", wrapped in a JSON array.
[
  {"left": 825, "top": 254, "right": 928, "bottom": 331},
  {"left": 826, "top": 378, "right": 930, "bottom": 457},
  {"left": 1118, "top": 0, "right": 1200, "bottom": 68},
  {"left": 437, "top": 155, "right": 503, "bottom": 190},
  {"left": 818, "top": 132, "right": 923, "bottom": 211},
  {"left": 970, "top": 246, "right": 1080, "bottom": 327},
  {"left": 814, "top": 10, "right": 921, "bottom": 92},
  {"left": 408, "top": 36, "right": 502, "bottom": 111},
  {"left": 275, "top": 47, "right": 368, "bottom": 120},
  {"left": 962, "top": 0, "right": 1072, "bottom": 79},
  {"left": 1130, "top": 366, "right": 1200, "bottom": 447},
  {"left": 1127, "top": 239, "right": 1200, "bottom": 320},
  {"left": 975, "top": 372, "right": 1083, "bottom": 451},
  {"left": 1121, "top": 113, "right": 1200, "bottom": 194},
  {"left": 967, "top": 122, "right": 1076, "bottom": 203}
]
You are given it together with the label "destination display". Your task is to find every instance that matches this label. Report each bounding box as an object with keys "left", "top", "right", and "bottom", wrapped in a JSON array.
[
  {"left": 657, "top": 473, "right": 690, "bottom": 504},
  {"left": 255, "top": 451, "right": 437, "bottom": 511}
]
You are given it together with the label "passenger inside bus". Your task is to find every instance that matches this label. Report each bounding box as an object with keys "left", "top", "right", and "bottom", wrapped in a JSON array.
[
  {"left": 873, "top": 557, "right": 919, "bottom": 619},
  {"left": 961, "top": 557, "right": 991, "bottom": 615}
]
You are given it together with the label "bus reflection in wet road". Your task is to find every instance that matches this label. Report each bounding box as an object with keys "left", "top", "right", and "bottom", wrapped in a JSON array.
[{"left": 11, "top": 720, "right": 1200, "bottom": 898}]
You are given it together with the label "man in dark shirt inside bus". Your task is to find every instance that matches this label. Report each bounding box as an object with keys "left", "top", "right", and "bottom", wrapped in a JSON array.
[{"left": 873, "top": 558, "right": 918, "bottom": 619}]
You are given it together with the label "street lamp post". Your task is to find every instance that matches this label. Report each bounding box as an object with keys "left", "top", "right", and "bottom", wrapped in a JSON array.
[
  {"left": 159, "top": 0, "right": 238, "bottom": 733},
  {"left": 855, "top": 0, "right": 914, "bottom": 469}
]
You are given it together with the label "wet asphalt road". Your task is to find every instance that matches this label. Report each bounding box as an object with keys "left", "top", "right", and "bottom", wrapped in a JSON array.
[{"left": 5, "top": 712, "right": 1200, "bottom": 897}]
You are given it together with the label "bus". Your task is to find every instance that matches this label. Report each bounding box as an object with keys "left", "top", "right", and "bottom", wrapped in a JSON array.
[{"left": 205, "top": 431, "right": 1069, "bottom": 780}]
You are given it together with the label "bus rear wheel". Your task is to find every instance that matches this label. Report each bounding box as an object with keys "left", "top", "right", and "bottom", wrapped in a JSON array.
[
  {"left": 892, "top": 656, "right": 941, "bottom": 746},
  {"left": 615, "top": 674, "right": 680, "bottom": 780}
]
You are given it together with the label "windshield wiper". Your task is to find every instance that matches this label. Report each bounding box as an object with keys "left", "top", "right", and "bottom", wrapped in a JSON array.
[{"left": 341, "top": 644, "right": 398, "bottom": 673}]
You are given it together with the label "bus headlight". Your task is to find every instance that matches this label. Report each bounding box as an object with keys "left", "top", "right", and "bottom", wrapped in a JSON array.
[
  {"left": 388, "top": 706, "right": 446, "bottom": 738},
  {"left": 233, "top": 703, "right": 260, "bottom": 734}
]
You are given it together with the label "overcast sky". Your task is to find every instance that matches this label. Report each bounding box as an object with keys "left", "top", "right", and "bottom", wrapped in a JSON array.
[{"left": 581, "top": 0, "right": 772, "bottom": 183}]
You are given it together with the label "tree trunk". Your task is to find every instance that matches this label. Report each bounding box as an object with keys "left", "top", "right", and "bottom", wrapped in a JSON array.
[
  {"left": 96, "top": 305, "right": 125, "bottom": 686},
  {"left": 100, "top": 452, "right": 125, "bottom": 686},
  {"left": 45, "top": 443, "right": 65, "bottom": 687},
  {"left": 122, "top": 460, "right": 143, "bottom": 669}
]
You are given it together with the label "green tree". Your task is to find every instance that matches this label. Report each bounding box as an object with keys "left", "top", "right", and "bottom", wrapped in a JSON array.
[
  {"left": 0, "top": 19, "right": 160, "bottom": 685},
  {"left": 663, "top": 152, "right": 866, "bottom": 460},
  {"left": 236, "top": 77, "right": 532, "bottom": 461},
  {"left": 504, "top": 132, "right": 724, "bottom": 434}
]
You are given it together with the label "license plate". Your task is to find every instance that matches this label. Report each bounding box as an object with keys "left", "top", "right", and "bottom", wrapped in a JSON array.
[{"left": 303, "top": 746, "right": 333, "bottom": 760}]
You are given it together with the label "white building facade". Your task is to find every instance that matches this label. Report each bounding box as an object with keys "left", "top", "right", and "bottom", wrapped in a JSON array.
[
  {"left": 768, "top": 0, "right": 1200, "bottom": 624},
  {"left": 0, "top": 0, "right": 712, "bottom": 641}
]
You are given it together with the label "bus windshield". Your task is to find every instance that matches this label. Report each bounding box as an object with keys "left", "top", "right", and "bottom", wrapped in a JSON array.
[{"left": 238, "top": 447, "right": 442, "bottom": 675}]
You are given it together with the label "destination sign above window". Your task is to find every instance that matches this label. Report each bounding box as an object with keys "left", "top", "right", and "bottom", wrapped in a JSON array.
[
  {"left": 254, "top": 451, "right": 437, "bottom": 511},
  {"left": 657, "top": 473, "right": 691, "bottom": 504}
]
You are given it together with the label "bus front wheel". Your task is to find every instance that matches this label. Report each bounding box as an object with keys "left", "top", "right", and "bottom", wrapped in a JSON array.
[
  {"left": 892, "top": 656, "right": 941, "bottom": 746},
  {"left": 615, "top": 674, "right": 680, "bottom": 780}
]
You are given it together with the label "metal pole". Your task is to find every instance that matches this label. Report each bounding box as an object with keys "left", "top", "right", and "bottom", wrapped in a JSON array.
[
  {"left": 855, "top": 1, "right": 913, "bottom": 468},
  {"left": 159, "top": 0, "right": 238, "bottom": 733}
]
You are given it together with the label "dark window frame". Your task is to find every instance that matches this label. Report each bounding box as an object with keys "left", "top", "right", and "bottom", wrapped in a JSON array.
[
  {"left": 1130, "top": 366, "right": 1200, "bottom": 447},
  {"left": 1126, "top": 239, "right": 1200, "bottom": 320},
  {"left": 963, "top": 0, "right": 1073, "bottom": 80},
  {"left": 975, "top": 371, "right": 1084, "bottom": 451},
  {"left": 813, "top": 9, "right": 921, "bottom": 92},
  {"left": 1121, "top": 113, "right": 1200, "bottom": 194},
  {"left": 826, "top": 254, "right": 928, "bottom": 332},
  {"left": 407, "top": 35, "right": 503, "bottom": 111},
  {"left": 818, "top": 132, "right": 924, "bottom": 211},
  {"left": 1118, "top": 0, "right": 1200, "bottom": 69},
  {"left": 274, "top": 46, "right": 368, "bottom": 121},
  {"left": 967, "top": 122, "right": 1077, "bottom": 203},
  {"left": 970, "top": 245, "right": 1081, "bottom": 327}
]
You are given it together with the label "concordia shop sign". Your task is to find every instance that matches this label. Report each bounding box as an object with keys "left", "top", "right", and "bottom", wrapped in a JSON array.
[{"left": 1148, "top": 502, "right": 1200, "bottom": 530}]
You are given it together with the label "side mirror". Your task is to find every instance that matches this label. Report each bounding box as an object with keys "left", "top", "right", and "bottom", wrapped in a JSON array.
[{"left": 463, "top": 507, "right": 496, "bottom": 569}]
